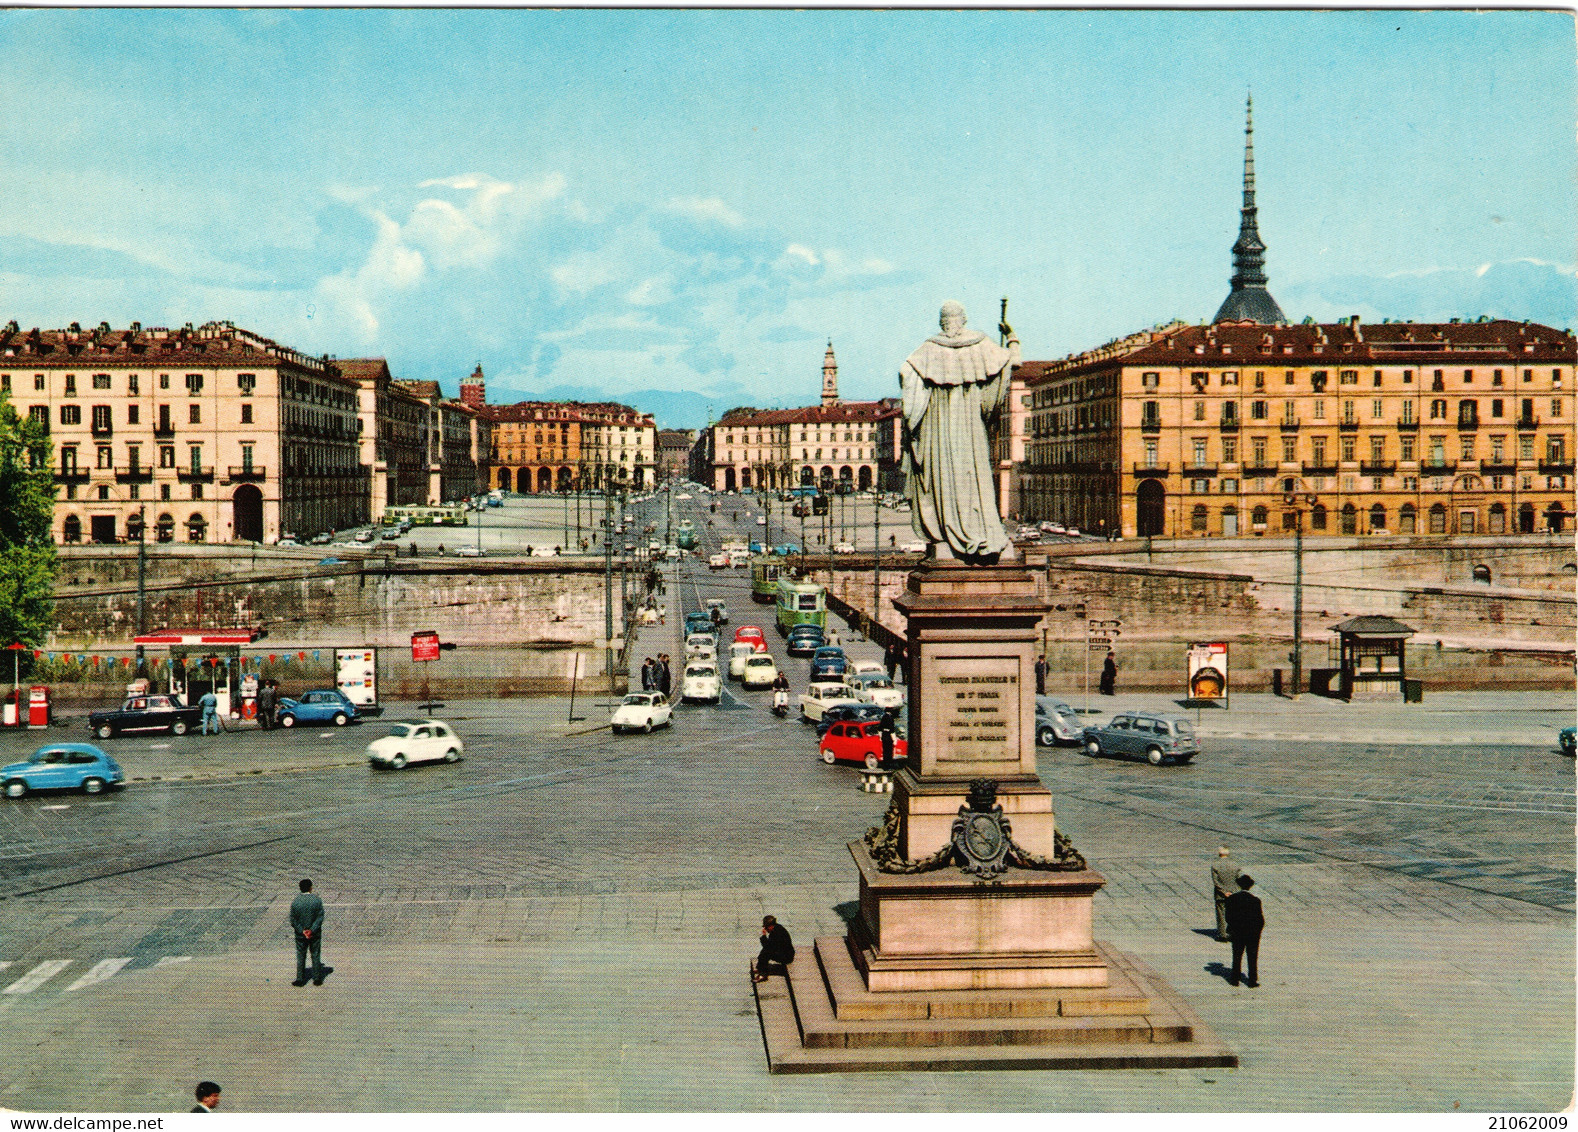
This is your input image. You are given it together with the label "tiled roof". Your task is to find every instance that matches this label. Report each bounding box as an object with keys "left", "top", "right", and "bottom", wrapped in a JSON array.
[
  {"left": 339, "top": 358, "right": 392, "bottom": 383},
  {"left": 716, "top": 401, "right": 889, "bottom": 428},
  {"left": 0, "top": 320, "right": 338, "bottom": 377},
  {"left": 394, "top": 380, "right": 443, "bottom": 400},
  {"left": 1028, "top": 319, "right": 1577, "bottom": 384}
]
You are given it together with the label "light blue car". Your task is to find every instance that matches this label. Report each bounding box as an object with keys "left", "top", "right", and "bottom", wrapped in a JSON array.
[
  {"left": 276, "top": 690, "right": 359, "bottom": 728},
  {"left": 2, "top": 743, "right": 125, "bottom": 798}
]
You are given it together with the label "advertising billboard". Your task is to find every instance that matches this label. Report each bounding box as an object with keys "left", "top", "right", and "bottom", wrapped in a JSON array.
[
  {"left": 411, "top": 631, "right": 441, "bottom": 663},
  {"left": 336, "top": 647, "right": 378, "bottom": 708},
  {"left": 1187, "top": 642, "right": 1229, "bottom": 702}
]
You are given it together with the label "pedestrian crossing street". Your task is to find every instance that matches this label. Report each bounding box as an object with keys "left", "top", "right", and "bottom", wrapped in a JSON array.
[{"left": 0, "top": 954, "right": 189, "bottom": 998}]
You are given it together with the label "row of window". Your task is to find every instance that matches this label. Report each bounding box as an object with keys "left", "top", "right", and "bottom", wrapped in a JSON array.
[
  {"left": 1138, "top": 367, "right": 1567, "bottom": 390},
  {"left": 60, "top": 513, "right": 209, "bottom": 544},
  {"left": 1182, "top": 500, "right": 1568, "bottom": 535},
  {"left": 1, "top": 371, "right": 261, "bottom": 396},
  {"left": 1133, "top": 396, "right": 1562, "bottom": 428},
  {"left": 61, "top": 482, "right": 204, "bottom": 503},
  {"left": 1146, "top": 432, "right": 1568, "bottom": 467}
]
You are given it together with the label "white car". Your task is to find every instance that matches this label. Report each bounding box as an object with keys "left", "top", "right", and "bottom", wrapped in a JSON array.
[
  {"left": 799, "top": 682, "right": 861, "bottom": 722},
  {"left": 727, "top": 641, "right": 758, "bottom": 680},
  {"left": 685, "top": 632, "right": 716, "bottom": 655},
  {"left": 708, "top": 552, "right": 730, "bottom": 569},
  {"left": 731, "top": 552, "right": 751, "bottom": 567},
  {"left": 849, "top": 660, "right": 886, "bottom": 677},
  {"left": 456, "top": 545, "right": 484, "bottom": 557},
  {"left": 899, "top": 541, "right": 927, "bottom": 553},
  {"left": 676, "top": 493, "right": 692, "bottom": 500},
  {"left": 850, "top": 672, "right": 904, "bottom": 710},
  {"left": 741, "top": 653, "right": 779, "bottom": 689},
  {"left": 611, "top": 692, "right": 672, "bottom": 734},
  {"left": 833, "top": 543, "right": 856, "bottom": 555},
  {"left": 681, "top": 663, "right": 721, "bottom": 704},
  {"left": 756, "top": 516, "right": 767, "bottom": 525},
  {"left": 366, "top": 720, "right": 464, "bottom": 770}
]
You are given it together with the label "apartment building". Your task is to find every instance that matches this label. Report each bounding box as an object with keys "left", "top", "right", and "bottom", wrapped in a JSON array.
[
  {"left": 6, "top": 320, "right": 367, "bottom": 545},
  {"left": 1020, "top": 318, "right": 1576, "bottom": 539}
]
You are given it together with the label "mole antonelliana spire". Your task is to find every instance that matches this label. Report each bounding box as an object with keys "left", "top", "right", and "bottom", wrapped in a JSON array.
[{"left": 1214, "top": 94, "right": 1287, "bottom": 325}]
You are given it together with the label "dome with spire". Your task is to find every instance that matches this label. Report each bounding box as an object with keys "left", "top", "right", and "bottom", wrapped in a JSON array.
[{"left": 1214, "top": 95, "right": 1287, "bottom": 326}]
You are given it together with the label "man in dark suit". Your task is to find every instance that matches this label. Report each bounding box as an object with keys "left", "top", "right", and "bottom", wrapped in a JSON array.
[
  {"left": 751, "top": 915, "right": 795, "bottom": 983},
  {"left": 1225, "top": 874, "right": 1265, "bottom": 987},
  {"left": 289, "top": 878, "right": 330, "bottom": 986},
  {"left": 191, "top": 1081, "right": 221, "bottom": 1112}
]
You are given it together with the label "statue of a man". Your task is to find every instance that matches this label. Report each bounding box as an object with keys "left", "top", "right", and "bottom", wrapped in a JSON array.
[{"left": 900, "top": 301, "right": 1020, "bottom": 562}]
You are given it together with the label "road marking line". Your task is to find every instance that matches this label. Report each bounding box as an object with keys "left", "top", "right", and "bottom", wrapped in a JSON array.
[
  {"left": 66, "top": 957, "right": 132, "bottom": 991},
  {"left": 149, "top": 744, "right": 171, "bottom": 750},
  {"left": 153, "top": 956, "right": 191, "bottom": 967},
  {"left": 3, "top": 959, "right": 71, "bottom": 994},
  {"left": 40, "top": 804, "right": 69, "bottom": 811}
]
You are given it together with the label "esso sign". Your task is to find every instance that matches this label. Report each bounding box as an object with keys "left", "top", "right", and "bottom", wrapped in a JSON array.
[{"left": 411, "top": 631, "right": 441, "bottom": 662}]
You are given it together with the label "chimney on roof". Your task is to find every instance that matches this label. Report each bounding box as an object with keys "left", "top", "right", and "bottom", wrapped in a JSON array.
[
  {"left": 129, "top": 321, "right": 140, "bottom": 333},
  {"left": 1349, "top": 315, "right": 1362, "bottom": 342}
]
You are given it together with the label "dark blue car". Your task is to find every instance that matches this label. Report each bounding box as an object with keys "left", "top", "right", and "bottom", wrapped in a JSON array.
[
  {"left": 786, "top": 626, "right": 825, "bottom": 657},
  {"left": 2, "top": 743, "right": 125, "bottom": 798},
  {"left": 809, "top": 646, "right": 848, "bottom": 679}
]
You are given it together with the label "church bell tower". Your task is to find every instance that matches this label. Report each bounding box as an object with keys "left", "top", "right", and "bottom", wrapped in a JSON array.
[{"left": 821, "top": 341, "right": 839, "bottom": 407}]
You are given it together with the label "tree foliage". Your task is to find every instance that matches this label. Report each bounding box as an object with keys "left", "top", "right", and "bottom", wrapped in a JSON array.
[{"left": 0, "top": 391, "right": 56, "bottom": 647}]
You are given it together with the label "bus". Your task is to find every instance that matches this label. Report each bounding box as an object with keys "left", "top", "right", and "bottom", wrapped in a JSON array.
[
  {"left": 750, "top": 556, "right": 786, "bottom": 604},
  {"left": 775, "top": 578, "right": 827, "bottom": 636},
  {"left": 382, "top": 504, "right": 468, "bottom": 527}
]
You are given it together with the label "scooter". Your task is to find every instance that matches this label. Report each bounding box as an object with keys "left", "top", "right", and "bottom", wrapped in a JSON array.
[{"left": 772, "top": 689, "right": 790, "bottom": 718}]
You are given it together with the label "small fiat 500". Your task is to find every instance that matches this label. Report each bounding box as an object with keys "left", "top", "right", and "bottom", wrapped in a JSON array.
[
  {"left": 2, "top": 744, "right": 125, "bottom": 798},
  {"left": 366, "top": 720, "right": 464, "bottom": 770}
]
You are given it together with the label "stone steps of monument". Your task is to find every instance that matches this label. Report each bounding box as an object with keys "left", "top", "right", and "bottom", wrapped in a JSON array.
[
  {"left": 788, "top": 940, "right": 1193, "bottom": 1050},
  {"left": 818, "top": 937, "right": 1153, "bottom": 1021}
]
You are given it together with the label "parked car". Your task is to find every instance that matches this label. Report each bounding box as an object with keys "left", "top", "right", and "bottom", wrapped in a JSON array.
[
  {"left": 774, "top": 543, "right": 800, "bottom": 556},
  {"left": 89, "top": 694, "right": 202, "bottom": 739},
  {"left": 809, "top": 647, "right": 848, "bottom": 679},
  {"left": 708, "top": 552, "right": 730, "bottom": 569},
  {"left": 833, "top": 543, "right": 856, "bottom": 555},
  {"left": 799, "top": 681, "right": 861, "bottom": 723},
  {"left": 611, "top": 692, "right": 673, "bottom": 734},
  {"left": 2, "top": 743, "right": 125, "bottom": 798},
  {"left": 727, "top": 641, "right": 758, "bottom": 680},
  {"left": 741, "top": 653, "right": 779, "bottom": 689},
  {"left": 310, "top": 532, "right": 333, "bottom": 545},
  {"left": 681, "top": 662, "right": 722, "bottom": 704},
  {"left": 816, "top": 701, "right": 888, "bottom": 738},
  {"left": 1082, "top": 711, "right": 1198, "bottom": 765},
  {"left": 366, "top": 720, "right": 464, "bottom": 770},
  {"left": 354, "top": 529, "right": 376, "bottom": 543},
  {"left": 898, "top": 540, "right": 927, "bottom": 553},
  {"left": 276, "top": 689, "right": 359, "bottom": 728},
  {"left": 849, "top": 671, "right": 904, "bottom": 710},
  {"left": 1036, "top": 697, "right": 1084, "bottom": 747},
  {"left": 456, "top": 545, "right": 484, "bottom": 557},
  {"left": 786, "top": 626, "right": 825, "bottom": 657},
  {"left": 819, "top": 720, "right": 908, "bottom": 769},
  {"left": 1561, "top": 726, "right": 1575, "bottom": 757}
]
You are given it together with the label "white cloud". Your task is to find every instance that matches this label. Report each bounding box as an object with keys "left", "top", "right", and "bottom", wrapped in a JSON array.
[
  {"left": 664, "top": 196, "right": 745, "bottom": 228},
  {"left": 780, "top": 244, "right": 819, "bottom": 267}
]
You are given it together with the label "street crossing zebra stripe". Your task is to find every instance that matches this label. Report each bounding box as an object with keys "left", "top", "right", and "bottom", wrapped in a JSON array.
[
  {"left": 4, "top": 960, "right": 71, "bottom": 994},
  {"left": 66, "top": 957, "right": 132, "bottom": 991}
]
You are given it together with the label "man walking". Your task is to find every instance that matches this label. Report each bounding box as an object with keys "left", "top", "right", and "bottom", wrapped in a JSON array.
[
  {"left": 289, "top": 878, "right": 331, "bottom": 986},
  {"left": 1225, "top": 875, "right": 1264, "bottom": 987},
  {"left": 640, "top": 657, "right": 655, "bottom": 692},
  {"left": 1211, "top": 847, "right": 1243, "bottom": 942},
  {"left": 884, "top": 643, "right": 898, "bottom": 682},
  {"left": 198, "top": 689, "right": 221, "bottom": 735},
  {"left": 879, "top": 709, "right": 896, "bottom": 765},
  {"left": 1034, "top": 654, "right": 1048, "bottom": 696},
  {"left": 1099, "top": 650, "right": 1117, "bottom": 696},
  {"left": 657, "top": 654, "right": 672, "bottom": 698}
]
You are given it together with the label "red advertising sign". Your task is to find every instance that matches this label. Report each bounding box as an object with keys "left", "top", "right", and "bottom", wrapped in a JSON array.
[{"left": 411, "top": 631, "right": 441, "bottom": 662}]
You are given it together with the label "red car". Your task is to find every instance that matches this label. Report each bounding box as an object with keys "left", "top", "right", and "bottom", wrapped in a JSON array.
[
  {"left": 819, "top": 720, "right": 907, "bottom": 769},
  {"left": 734, "top": 625, "right": 768, "bottom": 653}
]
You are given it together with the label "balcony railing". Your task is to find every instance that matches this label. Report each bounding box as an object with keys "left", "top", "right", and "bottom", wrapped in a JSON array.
[
  {"left": 1302, "top": 462, "right": 1337, "bottom": 476},
  {"left": 1279, "top": 418, "right": 1301, "bottom": 431},
  {"left": 1517, "top": 415, "right": 1541, "bottom": 430},
  {"left": 1456, "top": 417, "right": 1480, "bottom": 431},
  {"left": 227, "top": 466, "right": 267, "bottom": 483},
  {"left": 1182, "top": 463, "right": 1219, "bottom": 476},
  {"left": 153, "top": 423, "right": 175, "bottom": 438},
  {"left": 1360, "top": 461, "right": 1397, "bottom": 476},
  {"left": 1538, "top": 459, "right": 1574, "bottom": 475},
  {"left": 1394, "top": 419, "right": 1420, "bottom": 431},
  {"left": 1131, "top": 462, "right": 1170, "bottom": 477},
  {"left": 1241, "top": 463, "right": 1278, "bottom": 478},
  {"left": 176, "top": 466, "right": 215, "bottom": 482},
  {"left": 1337, "top": 419, "right": 1359, "bottom": 431},
  {"left": 1218, "top": 418, "right": 1240, "bottom": 432},
  {"left": 114, "top": 466, "right": 153, "bottom": 483},
  {"left": 1420, "top": 459, "right": 1457, "bottom": 475},
  {"left": 53, "top": 469, "right": 90, "bottom": 484},
  {"left": 1139, "top": 418, "right": 1161, "bottom": 434},
  {"left": 1479, "top": 461, "right": 1517, "bottom": 475}
]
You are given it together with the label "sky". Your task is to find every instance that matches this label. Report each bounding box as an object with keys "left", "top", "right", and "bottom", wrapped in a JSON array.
[{"left": 0, "top": 9, "right": 1572, "bottom": 429}]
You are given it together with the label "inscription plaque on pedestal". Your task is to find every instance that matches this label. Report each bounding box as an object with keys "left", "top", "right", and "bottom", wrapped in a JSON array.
[{"left": 930, "top": 656, "right": 1020, "bottom": 767}]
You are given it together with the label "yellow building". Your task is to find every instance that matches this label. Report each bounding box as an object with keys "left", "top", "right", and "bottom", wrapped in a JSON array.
[{"left": 1022, "top": 318, "right": 1575, "bottom": 539}]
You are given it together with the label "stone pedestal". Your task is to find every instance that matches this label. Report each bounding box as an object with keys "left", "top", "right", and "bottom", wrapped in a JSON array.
[{"left": 754, "top": 560, "right": 1236, "bottom": 1071}]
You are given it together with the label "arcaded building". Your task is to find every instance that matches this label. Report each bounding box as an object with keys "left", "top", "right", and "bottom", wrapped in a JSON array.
[{"left": 8, "top": 320, "right": 367, "bottom": 545}]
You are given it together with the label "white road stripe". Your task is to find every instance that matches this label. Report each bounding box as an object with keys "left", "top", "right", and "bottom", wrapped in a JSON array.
[
  {"left": 66, "top": 957, "right": 132, "bottom": 991},
  {"left": 153, "top": 956, "right": 191, "bottom": 968},
  {"left": 3, "top": 960, "right": 71, "bottom": 995}
]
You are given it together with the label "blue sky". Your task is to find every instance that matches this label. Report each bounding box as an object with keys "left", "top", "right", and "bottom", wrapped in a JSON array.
[{"left": 0, "top": 9, "right": 1572, "bottom": 428}]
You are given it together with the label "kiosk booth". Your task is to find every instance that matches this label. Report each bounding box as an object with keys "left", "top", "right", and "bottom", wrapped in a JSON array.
[
  {"left": 133, "top": 630, "right": 264, "bottom": 721},
  {"left": 1329, "top": 615, "right": 1416, "bottom": 702}
]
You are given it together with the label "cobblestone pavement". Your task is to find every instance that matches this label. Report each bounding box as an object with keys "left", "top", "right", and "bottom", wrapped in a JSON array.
[{"left": 0, "top": 554, "right": 1570, "bottom": 1112}]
